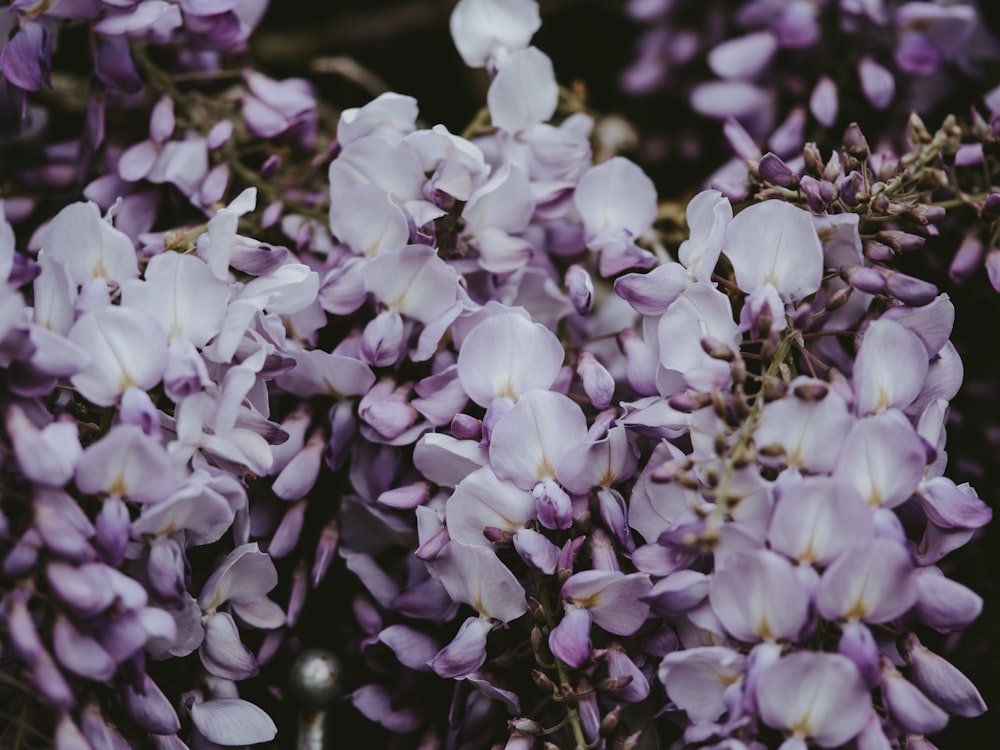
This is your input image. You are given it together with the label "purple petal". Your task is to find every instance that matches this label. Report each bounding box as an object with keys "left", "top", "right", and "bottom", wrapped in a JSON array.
[
  {"left": 189, "top": 698, "right": 277, "bottom": 746},
  {"left": 549, "top": 605, "right": 592, "bottom": 668}
]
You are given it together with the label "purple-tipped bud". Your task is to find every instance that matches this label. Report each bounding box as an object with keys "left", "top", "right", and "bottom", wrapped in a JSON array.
[
  {"left": 566, "top": 264, "right": 594, "bottom": 315},
  {"left": 558, "top": 536, "right": 585, "bottom": 574},
  {"left": 842, "top": 122, "right": 871, "bottom": 161},
  {"left": 359, "top": 310, "right": 404, "bottom": 368},
  {"left": 904, "top": 204, "right": 946, "bottom": 225},
  {"left": 533, "top": 479, "right": 573, "bottom": 531},
  {"left": 450, "top": 413, "right": 482, "bottom": 440},
  {"left": 94, "top": 497, "right": 130, "bottom": 566},
  {"left": 877, "top": 230, "right": 925, "bottom": 253},
  {"left": 577, "top": 351, "right": 615, "bottom": 410},
  {"left": 838, "top": 171, "right": 863, "bottom": 206},
  {"left": 844, "top": 265, "right": 887, "bottom": 294},
  {"left": 880, "top": 658, "right": 949, "bottom": 735},
  {"left": 982, "top": 193, "right": 1000, "bottom": 222},
  {"left": 902, "top": 633, "right": 986, "bottom": 718},
  {"left": 799, "top": 175, "right": 829, "bottom": 213},
  {"left": 884, "top": 271, "right": 938, "bottom": 306},
  {"left": 758, "top": 152, "right": 797, "bottom": 187},
  {"left": 865, "top": 242, "right": 895, "bottom": 262}
]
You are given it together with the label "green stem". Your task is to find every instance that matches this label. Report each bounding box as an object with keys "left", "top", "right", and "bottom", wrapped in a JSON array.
[{"left": 704, "top": 331, "right": 795, "bottom": 538}]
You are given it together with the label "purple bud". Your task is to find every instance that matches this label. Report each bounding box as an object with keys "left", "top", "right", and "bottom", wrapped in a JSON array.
[
  {"left": 880, "top": 658, "right": 949, "bottom": 735},
  {"left": 451, "top": 413, "right": 482, "bottom": 440},
  {"left": 533, "top": 479, "right": 573, "bottom": 530},
  {"left": 902, "top": 633, "right": 986, "bottom": 718},
  {"left": 884, "top": 271, "right": 938, "bottom": 306},
  {"left": 799, "top": 175, "right": 829, "bottom": 213},
  {"left": 877, "top": 230, "right": 925, "bottom": 253},
  {"left": 982, "top": 193, "right": 1000, "bottom": 222},
  {"left": 123, "top": 674, "right": 182, "bottom": 734},
  {"left": 758, "top": 152, "right": 797, "bottom": 187},
  {"left": 577, "top": 351, "right": 615, "bottom": 410},
  {"left": 566, "top": 264, "right": 594, "bottom": 315},
  {"left": 838, "top": 171, "right": 863, "bottom": 206},
  {"left": 865, "top": 242, "right": 895, "bottom": 262},
  {"left": 843, "top": 266, "right": 885, "bottom": 294},
  {"left": 94, "top": 497, "right": 130, "bottom": 566},
  {"left": 359, "top": 310, "right": 404, "bottom": 368},
  {"left": 149, "top": 96, "right": 175, "bottom": 144}
]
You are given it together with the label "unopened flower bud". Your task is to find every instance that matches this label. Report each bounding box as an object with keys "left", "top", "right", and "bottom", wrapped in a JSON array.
[
  {"left": 793, "top": 381, "right": 828, "bottom": 401},
  {"left": 451, "top": 413, "right": 482, "bottom": 440},
  {"left": 842, "top": 122, "right": 870, "bottom": 160},
  {"left": 824, "top": 285, "right": 852, "bottom": 311},
  {"left": 667, "top": 392, "right": 711, "bottom": 413},
  {"left": 884, "top": 270, "right": 938, "bottom": 306},
  {"left": 907, "top": 113, "right": 933, "bottom": 145},
  {"left": 877, "top": 230, "right": 925, "bottom": 253},
  {"left": 565, "top": 264, "right": 594, "bottom": 315},
  {"left": 758, "top": 153, "right": 797, "bottom": 187},
  {"left": 864, "top": 241, "right": 894, "bottom": 262},
  {"left": 803, "top": 142, "right": 824, "bottom": 176},
  {"left": 843, "top": 265, "right": 887, "bottom": 294},
  {"left": 981, "top": 193, "right": 1000, "bottom": 223},
  {"left": 700, "top": 336, "right": 734, "bottom": 361},
  {"left": 533, "top": 669, "right": 556, "bottom": 694},
  {"left": 903, "top": 204, "right": 945, "bottom": 225},
  {"left": 837, "top": 171, "right": 862, "bottom": 206},
  {"left": 799, "top": 175, "right": 829, "bottom": 213},
  {"left": 600, "top": 705, "right": 622, "bottom": 736}
]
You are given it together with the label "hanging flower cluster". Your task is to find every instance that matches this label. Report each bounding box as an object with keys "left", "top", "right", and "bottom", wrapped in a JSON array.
[
  {"left": 0, "top": 0, "right": 993, "bottom": 748},
  {"left": 622, "top": 0, "right": 999, "bottom": 174}
]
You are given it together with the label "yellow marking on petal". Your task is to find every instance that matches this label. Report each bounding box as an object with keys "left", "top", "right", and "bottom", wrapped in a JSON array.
[
  {"left": 571, "top": 592, "right": 601, "bottom": 610},
  {"left": 108, "top": 474, "right": 128, "bottom": 498},
  {"left": 535, "top": 455, "right": 555, "bottom": 480},
  {"left": 497, "top": 378, "right": 517, "bottom": 401},
  {"left": 867, "top": 484, "right": 883, "bottom": 508},
  {"left": 790, "top": 718, "right": 812, "bottom": 739},
  {"left": 757, "top": 617, "right": 776, "bottom": 642},
  {"left": 600, "top": 465, "right": 617, "bottom": 488},
  {"left": 92, "top": 257, "right": 109, "bottom": 280},
  {"left": 844, "top": 596, "right": 868, "bottom": 621},
  {"left": 715, "top": 670, "right": 741, "bottom": 688},
  {"left": 874, "top": 386, "right": 891, "bottom": 413},
  {"left": 118, "top": 371, "right": 138, "bottom": 393}
]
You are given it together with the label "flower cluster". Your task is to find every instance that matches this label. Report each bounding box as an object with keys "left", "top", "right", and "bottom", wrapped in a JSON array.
[
  {"left": 0, "top": 0, "right": 994, "bottom": 748},
  {"left": 623, "top": 0, "right": 999, "bottom": 172}
]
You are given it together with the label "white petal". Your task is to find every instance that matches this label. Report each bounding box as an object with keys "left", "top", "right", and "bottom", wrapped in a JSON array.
[
  {"left": 190, "top": 698, "right": 276, "bottom": 746},
  {"left": 487, "top": 46, "right": 558, "bottom": 133}
]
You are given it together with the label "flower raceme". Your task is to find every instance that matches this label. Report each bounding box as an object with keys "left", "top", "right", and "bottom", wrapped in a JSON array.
[{"left": 0, "top": 0, "right": 993, "bottom": 747}]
